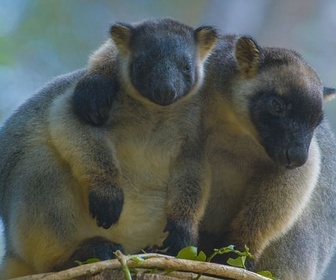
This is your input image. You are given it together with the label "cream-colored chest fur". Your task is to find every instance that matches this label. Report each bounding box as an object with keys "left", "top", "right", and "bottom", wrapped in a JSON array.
[
  {"left": 78, "top": 125, "right": 184, "bottom": 253},
  {"left": 110, "top": 126, "right": 182, "bottom": 253},
  {"left": 92, "top": 102, "right": 186, "bottom": 253}
]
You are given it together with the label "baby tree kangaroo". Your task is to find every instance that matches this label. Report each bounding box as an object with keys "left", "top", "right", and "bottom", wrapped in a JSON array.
[{"left": 0, "top": 18, "right": 217, "bottom": 278}]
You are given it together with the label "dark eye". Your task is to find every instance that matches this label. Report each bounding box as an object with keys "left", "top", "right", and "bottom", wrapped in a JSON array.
[
  {"left": 182, "top": 64, "right": 191, "bottom": 74},
  {"left": 179, "top": 58, "right": 192, "bottom": 75},
  {"left": 269, "top": 97, "right": 286, "bottom": 116}
]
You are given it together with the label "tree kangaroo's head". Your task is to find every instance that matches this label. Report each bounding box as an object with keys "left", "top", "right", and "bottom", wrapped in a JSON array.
[
  {"left": 111, "top": 18, "right": 218, "bottom": 106},
  {"left": 231, "top": 36, "right": 335, "bottom": 168}
]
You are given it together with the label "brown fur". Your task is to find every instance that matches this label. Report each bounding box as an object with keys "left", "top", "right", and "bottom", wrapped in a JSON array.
[
  {"left": 0, "top": 18, "right": 218, "bottom": 278},
  {"left": 199, "top": 35, "right": 336, "bottom": 280}
]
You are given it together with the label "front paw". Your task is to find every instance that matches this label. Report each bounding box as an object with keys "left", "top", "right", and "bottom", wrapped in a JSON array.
[
  {"left": 84, "top": 101, "right": 111, "bottom": 126},
  {"left": 54, "top": 237, "right": 124, "bottom": 271},
  {"left": 244, "top": 258, "right": 256, "bottom": 271},
  {"left": 89, "top": 185, "right": 124, "bottom": 229},
  {"left": 72, "top": 72, "right": 118, "bottom": 126},
  {"left": 161, "top": 219, "right": 197, "bottom": 256}
]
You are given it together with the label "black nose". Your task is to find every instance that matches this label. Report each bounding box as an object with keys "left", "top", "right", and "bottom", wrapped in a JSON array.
[
  {"left": 152, "top": 88, "right": 177, "bottom": 106},
  {"left": 286, "top": 147, "right": 308, "bottom": 169}
]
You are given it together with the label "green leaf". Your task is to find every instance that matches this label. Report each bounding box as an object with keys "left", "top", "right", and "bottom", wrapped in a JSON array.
[
  {"left": 83, "top": 258, "right": 101, "bottom": 264},
  {"left": 176, "top": 246, "right": 207, "bottom": 262},
  {"left": 257, "top": 270, "right": 277, "bottom": 280},
  {"left": 196, "top": 250, "right": 207, "bottom": 262},
  {"left": 227, "top": 256, "right": 246, "bottom": 269},
  {"left": 176, "top": 246, "right": 198, "bottom": 260},
  {"left": 132, "top": 256, "right": 145, "bottom": 264}
]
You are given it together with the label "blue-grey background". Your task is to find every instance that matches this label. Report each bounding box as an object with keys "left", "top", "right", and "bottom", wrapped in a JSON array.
[{"left": 0, "top": 0, "right": 335, "bottom": 278}]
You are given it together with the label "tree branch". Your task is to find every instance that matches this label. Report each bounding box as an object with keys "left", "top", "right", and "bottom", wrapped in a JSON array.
[{"left": 11, "top": 252, "right": 271, "bottom": 280}]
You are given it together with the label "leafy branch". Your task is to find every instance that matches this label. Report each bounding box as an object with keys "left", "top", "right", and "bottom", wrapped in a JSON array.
[
  {"left": 12, "top": 247, "right": 277, "bottom": 280},
  {"left": 176, "top": 246, "right": 277, "bottom": 280}
]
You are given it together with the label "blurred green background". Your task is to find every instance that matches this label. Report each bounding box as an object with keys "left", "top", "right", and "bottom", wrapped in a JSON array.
[
  {"left": 0, "top": 0, "right": 335, "bottom": 127},
  {"left": 0, "top": 0, "right": 335, "bottom": 278}
]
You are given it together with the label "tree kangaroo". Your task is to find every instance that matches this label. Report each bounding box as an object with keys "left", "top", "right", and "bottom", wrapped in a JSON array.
[
  {"left": 200, "top": 35, "right": 336, "bottom": 280},
  {"left": 0, "top": 18, "right": 218, "bottom": 278}
]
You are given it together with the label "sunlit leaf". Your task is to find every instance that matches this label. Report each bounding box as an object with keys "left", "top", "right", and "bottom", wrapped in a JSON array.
[
  {"left": 257, "top": 270, "right": 277, "bottom": 280},
  {"left": 176, "top": 246, "right": 207, "bottom": 262},
  {"left": 176, "top": 246, "right": 198, "bottom": 260},
  {"left": 227, "top": 256, "right": 246, "bottom": 269},
  {"left": 196, "top": 250, "right": 207, "bottom": 262}
]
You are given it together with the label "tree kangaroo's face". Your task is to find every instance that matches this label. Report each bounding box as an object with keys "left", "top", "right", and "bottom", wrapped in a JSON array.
[
  {"left": 111, "top": 18, "right": 217, "bottom": 106},
  {"left": 129, "top": 31, "right": 198, "bottom": 106},
  {"left": 249, "top": 65, "right": 323, "bottom": 168},
  {"left": 232, "top": 37, "right": 326, "bottom": 168}
]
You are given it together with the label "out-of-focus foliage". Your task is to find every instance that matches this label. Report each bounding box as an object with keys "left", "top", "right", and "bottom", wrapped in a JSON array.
[
  {"left": 0, "top": 0, "right": 335, "bottom": 127},
  {"left": 0, "top": 0, "right": 335, "bottom": 278}
]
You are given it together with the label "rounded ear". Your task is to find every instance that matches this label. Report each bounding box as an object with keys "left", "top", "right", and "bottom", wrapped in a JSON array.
[
  {"left": 235, "top": 36, "right": 261, "bottom": 78},
  {"left": 110, "top": 23, "right": 133, "bottom": 56},
  {"left": 323, "top": 87, "right": 336, "bottom": 102},
  {"left": 194, "top": 26, "right": 218, "bottom": 61}
]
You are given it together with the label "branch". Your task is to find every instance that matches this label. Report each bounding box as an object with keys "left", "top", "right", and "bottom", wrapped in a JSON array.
[{"left": 11, "top": 252, "right": 271, "bottom": 280}]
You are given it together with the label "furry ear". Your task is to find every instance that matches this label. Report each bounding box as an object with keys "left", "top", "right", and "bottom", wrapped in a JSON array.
[
  {"left": 323, "top": 87, "right": 336, "bottom": 102},
  {"left": 235, "top": 36, "right": 261, "bottom": 78},
  {"left": 110, "top": 23, "right": 133, "bottom": 56},
  {"left": 194, "top": 26, "right": 218, "bottom": 61}
]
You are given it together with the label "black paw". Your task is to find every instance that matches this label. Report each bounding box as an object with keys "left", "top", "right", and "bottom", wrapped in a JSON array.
[
  {"left": 161, "top": 219, "right": 197, "bottom": 256},
  {"left": 78, "top": 236, "right": 124, "bottom": 261},
  {"left": 55, "top": 237, "right": 124, "bottom": 271},
  {"left": 245, "top": 258, "right": 256, "bottom": 271},
  {"left": 139, "top": 245, "right": 160, "bottom": 254},
  {"left": 72, "top": 72, "right": 118, "bottom": 126},
  {"left": 89, "top": 185, "right": 124, "bottom": 229}
]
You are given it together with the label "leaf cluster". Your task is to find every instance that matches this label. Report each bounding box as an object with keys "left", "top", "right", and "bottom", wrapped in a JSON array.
[{"left": 176, "top": 245, "right": 277, "bottom": 280}]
